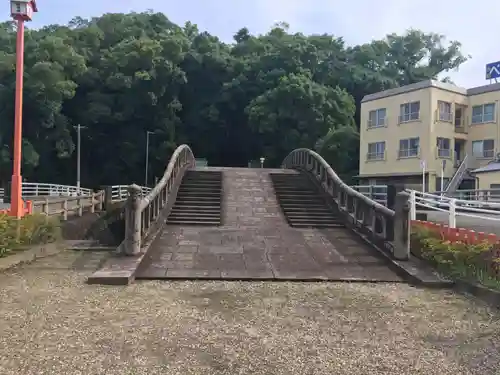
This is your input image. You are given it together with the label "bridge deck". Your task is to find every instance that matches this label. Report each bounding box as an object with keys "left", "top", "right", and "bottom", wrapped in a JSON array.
[{"left": 137, "top": 168, "right": 403, "bottom": 281}]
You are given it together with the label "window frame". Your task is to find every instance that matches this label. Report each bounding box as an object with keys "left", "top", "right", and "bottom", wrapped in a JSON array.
[
  {"left": 398, "top": 137, "right": 420, "bottom": 158},
  {"left": 438, "top": 101, "right": 452, "bottom": 122},
  {"left": 367, "top": 108, "right": 387, "bottom": 128},
  {"left": 472, "top": 139, "right": 495, "bottom": 158},
  {"left": 436, "top": 137, "right": 451, "bottom": 158},
  {"left": 399, "top": 101, "right": 420, "bottom": 123},
  {"left": 471, "top": 103, "right": 496, "bottom": 124},
  {"left": 367, "top": 141, "right": 386, "bottom": 161}
]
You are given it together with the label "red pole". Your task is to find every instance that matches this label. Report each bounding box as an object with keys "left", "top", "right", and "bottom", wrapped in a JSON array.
[{"left": 9, "top": 18, "right": 25, "bottom": 218}]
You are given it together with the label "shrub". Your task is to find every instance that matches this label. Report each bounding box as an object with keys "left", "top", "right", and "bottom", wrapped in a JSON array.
[
  {"left": 0, "top": 213, "right": 61, "bottom": 257},
  {"left": 411, "top": 226, "right": 500, "bottom": 290}
]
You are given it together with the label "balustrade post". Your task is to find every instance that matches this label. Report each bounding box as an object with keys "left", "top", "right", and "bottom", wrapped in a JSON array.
[
  {"left": 101, "top": 186, "right": 114, "bottom": 210},
  {"left": 124, "top": 184, "right": 142, "bottom": 256},
  {"left": 392, "top": 192, "right": 410, "bottom": 260},
  {"left": 77, "top": 197, "right": 83, "bottom": 216},
  {"left": 62, "top": 200, "right": 68, "bottom": 220}
]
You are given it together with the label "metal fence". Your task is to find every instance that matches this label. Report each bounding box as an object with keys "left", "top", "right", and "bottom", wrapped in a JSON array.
[
  {"left": 408, "top": 189, "right": 500, "bottom": 228},
  {"left": 110, "top": 185, "right": 152, "bottom": 202},
  {"left": 351, "top": 185, "right": 388, "bottom": 206}
]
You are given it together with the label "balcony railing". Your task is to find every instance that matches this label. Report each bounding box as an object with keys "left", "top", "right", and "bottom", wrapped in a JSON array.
[
  {"left": 475, "top": 149, "right": 496, "bottom": 159},
  {"left": 398, "top": 148, "right": 419, "bottom": 158},
  {"left": 439, "top": 112, "right": 452, "bottom": 122},
  {"left": 437, "top": 148, "right": 451, "bottom": 158},
  {"left": 367, "top": 119, "right": 386, "bottom": 128},
  {"left": 366, "top": 151, "right": 385, "bottom": 161},
  {"left": 398, "top": 112, "right": 420, "bottom": 124}
]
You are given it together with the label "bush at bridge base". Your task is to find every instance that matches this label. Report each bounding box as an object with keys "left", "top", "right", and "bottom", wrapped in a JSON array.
[
  {"left": 0, "top": 213, "right": 61, "bottom": 257},
  {"left": 411, "top": 224, "right": 500, "bottom": 290}
]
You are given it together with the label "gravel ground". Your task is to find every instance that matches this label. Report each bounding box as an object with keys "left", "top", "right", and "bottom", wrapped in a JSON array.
[{"left": 0, "top": 251, "right": 499, "bottom": 375}]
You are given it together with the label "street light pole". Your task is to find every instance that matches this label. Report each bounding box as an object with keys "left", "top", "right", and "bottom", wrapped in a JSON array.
[
  {"left": 9, "top": 0, "right": 37, "bottom": 218},
  {"left": 74, "top": 124, "right": 86, "bottom": 193},
  {"left": 145, "top": 131, "right": 154, "bottom": 187}
]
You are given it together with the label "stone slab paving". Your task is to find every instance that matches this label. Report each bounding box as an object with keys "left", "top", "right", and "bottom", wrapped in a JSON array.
[{"left": 137, "top": 168, "right": 403, "bottom": 281}]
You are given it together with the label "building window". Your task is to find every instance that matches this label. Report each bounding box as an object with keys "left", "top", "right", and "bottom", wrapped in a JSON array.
[
  {"left": 436, "top": 137, "right": 451, "bottom": 158},
  {"left": 367, "top": 108, "right": 386, "bottom": 128},
  {"left": 438, "top": 101, "right": 452, "bottom": 122},
  {"left": 471, "top": 103, "right": 495, "bottom": 124},
  {"left": 367, "top": 141, "right": 385, "bottom": 160},
  {"left": 399, "top": 101, "right": 420, "bottom": 123},
  {"left": 398, "top": 137, "right": 419, "bottom": 158},
  {"left": 472, "top": 139, "right": 495, "bottom": 158},
  {"left": 454, "top": 106, "right": 464, "bottom": 127}
]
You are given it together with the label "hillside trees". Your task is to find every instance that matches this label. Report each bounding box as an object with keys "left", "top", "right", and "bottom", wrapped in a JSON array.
[{"left": 0, "top": 12, "right": 468, "bottom": 186}]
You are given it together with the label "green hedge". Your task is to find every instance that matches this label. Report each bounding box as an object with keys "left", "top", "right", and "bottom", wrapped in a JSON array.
[
  {"left": 0, "top": 213, "right": 61, "bottom": 257},
  {"left": 411, "top": 226, "right": 500, "bottom": 290}
]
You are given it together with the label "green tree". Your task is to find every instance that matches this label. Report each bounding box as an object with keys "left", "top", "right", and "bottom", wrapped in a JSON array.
[{"left": 0, "top": 14, "right": 469, "bottom": 187}]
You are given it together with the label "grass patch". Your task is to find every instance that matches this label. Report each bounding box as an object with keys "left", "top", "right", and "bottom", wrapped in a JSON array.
[
  {"left": 411, "top": 226, "right": 500, "bottom": 290},
  {"left": 0, "top": 213, "right": 61, "bottom": 257}
]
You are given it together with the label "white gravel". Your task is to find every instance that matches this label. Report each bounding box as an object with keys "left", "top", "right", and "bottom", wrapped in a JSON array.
[{"left": 0, "top": 250, "right": 499, "bottom": 375}]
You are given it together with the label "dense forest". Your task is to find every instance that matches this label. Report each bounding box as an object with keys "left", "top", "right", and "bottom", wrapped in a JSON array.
[{"left": 0, "top": 12, "right": 468, "bottom": 187}]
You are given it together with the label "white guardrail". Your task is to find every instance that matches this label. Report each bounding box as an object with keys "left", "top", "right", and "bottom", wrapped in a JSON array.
[
  {"left": 111, "top": 185, "right": 151, "bottom": 201},
  {"left": 0, "top": 182, "right": 92, "bottom": 199},
  {"left": 408, "top": 190, "right": 500, "bottom": 228}
]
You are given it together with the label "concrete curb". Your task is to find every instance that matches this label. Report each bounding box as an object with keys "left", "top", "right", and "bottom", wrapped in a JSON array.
[
  {"left": 0, "top": 242, "right": 65, "bottom": 272},
  {"left": 453, "top": 280, "right": 500, "bottom": 309}
]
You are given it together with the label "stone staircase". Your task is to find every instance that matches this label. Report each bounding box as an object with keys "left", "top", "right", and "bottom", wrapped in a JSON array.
[
  {"left": 166, "top": 170, "right": 222, "bottom": 226},
  {"left": 271, "top": 173, "right": 344, "bottom": 228}
]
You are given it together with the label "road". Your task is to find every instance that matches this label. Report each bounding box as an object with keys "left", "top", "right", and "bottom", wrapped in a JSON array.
[{"left": 423, "top": 211, "right": 500, "bottom": 236}]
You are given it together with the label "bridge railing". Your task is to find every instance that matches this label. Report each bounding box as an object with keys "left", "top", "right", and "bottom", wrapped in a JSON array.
[
  {"left": 121, "top": 145, "right": 195, "bottom": 255},
  {"left": 22, "top": 182, "right": 92, "bottom": 197},
  {"left": 31, "top": 191, "right": 105, "bottom": 220},
  {"left": 408, "top": 190, "right": 500, "bottom": 228},
  {"left": 282, "top": 149, "right": 410, "bottom": 260},
  {"left": 110, "top": 185, "right": 151, "bottom": 202},
  {"left": 351, "top": 185, "right": 388, "bottom": 206}
]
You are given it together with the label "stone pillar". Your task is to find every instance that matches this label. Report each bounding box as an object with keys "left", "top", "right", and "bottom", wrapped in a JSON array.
[
  {"left": 101, "top": 186, "right": 114, "bottom": 211},
  {"left": 392, "top": 191, "right": 410, "bottom": 260},
  {"left": 124, "top": 184, "right": 142, "bottom": 256},
  {"left": 386, "top": 184, "right": 405, "bottom": 210}
]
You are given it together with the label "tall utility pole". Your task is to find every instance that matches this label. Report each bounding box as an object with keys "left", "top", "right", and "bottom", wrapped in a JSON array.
[
  {"left": 145, "top": 131, "right": 155, "bottom": 187},
  {"left": 74, "top": 124, "right": 87, "bottom": 193},
  {"left": 9, "top": 0, "right": 38, "bottom": 218}
]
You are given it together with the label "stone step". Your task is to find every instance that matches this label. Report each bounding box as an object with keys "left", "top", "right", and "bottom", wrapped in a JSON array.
[
  {"left": 286, "top": 212, "right": 339, "bottom": 219},
  {"left": 177, "top": 188, "right": 222, "bottom": 195},
  {"left": 290, "top": 222, "right": 344, "bottom": 228},
  {"left": 281, "top": 204, "right": 328, "bottom": 210},
  {"left": 175, "top": 200, "right": 221, "bottom": 207},
  {"left": 171, "top": 205, "right": 220, "bottom": 212},
  {"left": 170, "top": 210, "right": 220, "bottom": 218},
  {"left": 278, "top": 195, "right": 324, "bottom": 201},
  {"left": 176, "top": 194, "right": 221, "bottom": 201},
  {"left": 166, "top": 218, "right": 221, "bottom": 226},
  {"left": 276, "top": 191, "right": 318, "bottom": 197}
]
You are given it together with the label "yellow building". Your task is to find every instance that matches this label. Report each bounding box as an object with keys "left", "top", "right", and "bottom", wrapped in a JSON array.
[{"left": 358, "top": 80, "right": 500, "bottom": 191}]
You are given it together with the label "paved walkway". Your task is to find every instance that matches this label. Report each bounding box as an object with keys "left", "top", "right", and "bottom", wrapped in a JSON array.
[
  {"left": 138, "top": 168, "right": 402, "bottom": 281},
  {"left": 0, "top": 250, "right": 499, "bottom": 374}
]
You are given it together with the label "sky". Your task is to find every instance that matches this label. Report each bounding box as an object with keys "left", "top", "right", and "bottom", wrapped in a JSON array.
[{"left": 2, "top": 0, "right": 498, "bottom": 88}]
